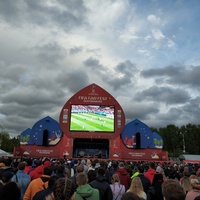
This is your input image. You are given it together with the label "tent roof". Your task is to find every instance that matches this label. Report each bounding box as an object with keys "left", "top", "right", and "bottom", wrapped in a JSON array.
[{"left": 0, "top": 149, "right": 13, "bottom": 157}]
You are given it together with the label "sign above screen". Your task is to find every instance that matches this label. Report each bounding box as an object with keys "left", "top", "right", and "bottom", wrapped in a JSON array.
[{"left": 69, "top": 104, "right": 115, "bottom": 132}]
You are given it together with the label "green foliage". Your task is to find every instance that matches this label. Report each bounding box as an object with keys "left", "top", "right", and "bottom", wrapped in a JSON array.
[{"left": 0, "top": 132, "right": 20, "bottom": 152}]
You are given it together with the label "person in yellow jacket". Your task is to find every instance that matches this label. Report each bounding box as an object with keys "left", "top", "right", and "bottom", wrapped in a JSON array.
[{"left": 23, "top": 165, "right": 53, "bottom": 200}]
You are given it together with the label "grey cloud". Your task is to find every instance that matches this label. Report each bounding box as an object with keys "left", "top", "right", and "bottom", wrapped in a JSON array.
[
  {"left": 69, "top": 46, "right": 84, "bottom": 55},
  {"left": 32, "top": 42, "right": 67, "bottom": 65},
  {"left": 105, "top": 60, "right": 137, "bottom": 90},
  {"left": 56, "top": 69, "right": 89, "bottom": 94},
  {"left": 0, "top": 0, "right": 87, "bottom": 30},
  {"left": 135, "top": 86, "right": 190, "bottom": 104},
  {"left": 84, "top": 57, "right": 104, "bottom": 70},
  {"left": 141, "top": 64, "right": 200, "bottom": 88}
]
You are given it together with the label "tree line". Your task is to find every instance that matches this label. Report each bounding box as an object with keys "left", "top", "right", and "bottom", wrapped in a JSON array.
[{"left": 0, "top": 123, "right": 199, "bottom": 157}]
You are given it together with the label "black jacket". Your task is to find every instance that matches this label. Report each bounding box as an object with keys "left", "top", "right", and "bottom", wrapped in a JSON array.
[{"left": 90, "top": 175, "right": 113, "bottom": 200}]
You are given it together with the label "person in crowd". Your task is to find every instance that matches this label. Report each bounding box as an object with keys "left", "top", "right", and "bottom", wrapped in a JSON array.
[
  {"left": 0, "top": 171, "right": 21, "bottom": 200},
  {"left": 144, "top": 162, "right": 156, "bottom": 184},
  {"left": 127, "top": 177, "right": 147, "bottom": 200},
  {"left": 29, "top": 159, "right": 51, "bottom": 180},
  {"left": 12, "top": 161, "right": 31, "bottom": 200},
  {"left": 90, "top": 167, "right": 113, "bottom": 200},
  {"left": 121, "top": 192, "right": 141, "bottom": 200},
  {"left": 87, "top": 169, "right": 97, "bottom": 183},
  {"left": 33, "top": 175, "right": 59, "bottom": 200},
  {"left": 136, "top": 165, "right": 151, "bottom": 195},
  {"left": 115, "top": 162, "right": 131, "bottom": 191},
  {"left": 110, "top": 173, "right": 125, "bottom": 200},
  {"left": 88, "top": 160, "right": 96, "bottom": 171},
  {"left": 185, "top": 178, "right": 200, "bottom": 200},
  {"left": 180, "top": 175, "right": 192, "bottom": 194},
  {"left": 109, "top": 161, "right": 118, "bottom": 181},
  {"left": 55, "top": 164, "right": 68, "bottom": 178},
  {"left": 24, "top": 159, "right": 33, "bottom": 174},
  {"left": 80, "top": 159, "right": 88, "bottom": 173},
  {"left": 24, "top": 165, "right": 53, "bottom": 200},
  {"left": 70, "top": 164, "right": 84, "bottom": 190},
  {"left": 46, "top": 177, "right": 76, "bottom": 200},
  {"left": 162, "top": 179, "right": 185, "bottom": 200},
  {"left": 150, "top": 165, "right": 166, "bottom": 200},
  {"left": 74, "top": 172, "right": 99, "bottom": 200}
]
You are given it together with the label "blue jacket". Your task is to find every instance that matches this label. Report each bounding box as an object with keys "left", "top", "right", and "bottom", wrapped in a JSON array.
[{"left": 12, "top": 170, "right": 31, "bottom": 200}]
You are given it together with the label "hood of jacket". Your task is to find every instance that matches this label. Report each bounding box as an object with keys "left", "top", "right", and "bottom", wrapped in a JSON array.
[
  {"left": 76, "top": 184, "right": 96, "bottom": 198},
  {"left": 117, "top": 168, "right": 129, "bottom": 176}
]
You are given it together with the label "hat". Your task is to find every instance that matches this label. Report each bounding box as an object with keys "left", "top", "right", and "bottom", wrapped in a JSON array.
[
  {"left": 156, "top": 166, "right": 163, "bottom": 173},
  {"left": 2, "top": 171, "right": 14, "bottom": 183}
]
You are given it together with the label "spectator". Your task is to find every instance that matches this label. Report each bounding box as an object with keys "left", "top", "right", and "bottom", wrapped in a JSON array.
[
  {"left": 162, "top": 179, "right": 185, "bottom": 200},
  {"left": 127, "top": 177, "right": 147, "bottom": 200},
  {"left": 74, "top": 172, "right": 99, "bottom": 200},
  {"left": 46, "top": 177, "right": 75, "bottom": 200},
  {"left": 70, "top": 164, "right": 84, "bottom": 190},
  {"left": 137, "top": 165, "right": 151, "bottom": 195},
  {"left": 0, "top": 171, "right": 21, "bottom": 200},
  {"left": 87, "top": 169, "right": 97, "bottom": 183},
  {"left": 185, "top": 178, "right": 200, "bottom": 200},
  {"left": 110, "top": 173, "right": 125, "bottom": 200},
  {"left": 12, "top": 162, "right": 31, "bottom": 200},
  {"left": 24, "top": 165, "right": 53, "bottom": 200},
  {"left": 80, "top": 159, "right": 88, "bottom": 173},
  {"left": 144, "top": 162, "right": 156, "bottom": 184},
  {"left": 180, "top": 175, "right": 192, "bottom": 194},
  {"left": 150, "top": 165, "right": 165, "bottom": 200},
  {"left": 90, "top": 167, "right": 113, "bottom": 200},
  {"left": 115, "top": 162, "right": 131, "bottom": 191},
  {"left": 33, "top": 175, "right": 59, "bottom": 200}
]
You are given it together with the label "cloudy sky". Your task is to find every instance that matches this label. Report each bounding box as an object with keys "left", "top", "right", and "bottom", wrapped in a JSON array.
[{"left": 0, "top": 0, "right": 200, "bottom": 137}]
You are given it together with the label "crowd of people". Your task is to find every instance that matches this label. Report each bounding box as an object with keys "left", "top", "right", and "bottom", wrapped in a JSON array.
[{"left": 0, "top": 156, "right": 200, "bottom": 200}]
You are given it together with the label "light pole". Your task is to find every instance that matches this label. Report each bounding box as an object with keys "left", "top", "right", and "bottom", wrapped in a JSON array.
[{"left": 180, "top": 131, "right": 186, "bottom": 154}]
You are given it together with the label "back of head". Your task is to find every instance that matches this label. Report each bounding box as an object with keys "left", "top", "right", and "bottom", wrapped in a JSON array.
[
  {"left": 76, "top": 164, "right": 84, "bottom": 173},
  {"left": 138, "top": 165, "right": 144, "bottom": 173},
  {"left": 44, "top": 165, "right": 53, "bottom": 176},
  {"left": 53, "top": 178, "right": 75, "bottom": 200},
  {"left": 18, "top": 162, "right": 26, "bottom": 170},
  {"left": 119, "top": 162, "right": 125, "bottom": 168},
  {"left": 112, "top": 174, "right": 120, "bottom": 184},
  {"left": 121, "top": 192, "right": 140, "bottom": 200},
  {"left": 97, "top": 167, "right": 105, "bottom": 176},
  {"left": 48, "top": 175, "right": 59, "bottom": 188},
  {"left": 149, "top": 162, "right": 155, "bottom": 170},
  {"left": 162, "top": 179, "right": 185, "bottom": 200},
  {"left": 76, "top": 172, "right": 88, "bottom": 186}
]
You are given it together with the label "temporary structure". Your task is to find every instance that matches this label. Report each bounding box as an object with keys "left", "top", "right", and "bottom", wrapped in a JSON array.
[{"left": 0, "top": 149, "right": 13, "bottom": 157}]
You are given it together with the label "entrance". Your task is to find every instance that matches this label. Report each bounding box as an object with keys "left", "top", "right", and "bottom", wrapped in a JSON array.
[{"left": 73, "top": 138, "right": 109, "bottom": 159}]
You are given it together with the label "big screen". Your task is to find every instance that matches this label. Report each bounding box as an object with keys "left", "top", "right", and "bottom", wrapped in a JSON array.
[{"left": 69, "top": 105, "right": 115, "bottom": 132}]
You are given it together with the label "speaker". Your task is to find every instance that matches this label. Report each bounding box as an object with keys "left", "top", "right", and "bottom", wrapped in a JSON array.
[
  {"left": 136, "top": 132, "right": 141, "bottom": 149},
  {"left": 42, "top": 129, "right": 48, "bottom": 146}
]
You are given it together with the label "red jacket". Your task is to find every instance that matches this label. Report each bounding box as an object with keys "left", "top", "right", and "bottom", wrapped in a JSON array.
[
  {"left": 144, "top": 168, "right": 156, "bottom": 184},
  {"left": 115, "top": 168, "right": 131, "bottom": 191},
  {"left": 29, "top": 165, "right": 44, "bottom": 180}
]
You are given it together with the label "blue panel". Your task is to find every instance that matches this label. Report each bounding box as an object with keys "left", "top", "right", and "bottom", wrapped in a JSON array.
[
  {"left": 30, "top": 116, "right": 63, "bottom": 146},
  {"left": 121, "top": 119, "right": 153, "bottom": 148}
]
